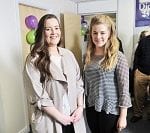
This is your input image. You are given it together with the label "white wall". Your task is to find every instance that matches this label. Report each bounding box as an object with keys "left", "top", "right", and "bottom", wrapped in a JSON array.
[
  {"left": 0, "top": 84, "right": 5, "bottom": 133},
  {"left": 19, "top": 0, "right": 77, "bottom": 17},
  {"left": 0, "top": 0, "right": 77, "bottom": 133},
  {"left": 0, "top": 0, "right": 26, "bottom": 132},
  {"left": 117, "top": 0, "right": 135, "bottom": 66},
  {"left": 77, "top": 0, "right": 117, "bottom": 14}
]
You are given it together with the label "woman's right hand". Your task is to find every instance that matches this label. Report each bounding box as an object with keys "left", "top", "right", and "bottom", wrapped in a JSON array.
[
  {"left": 59, "top": 114, "right": 74, "bottom": 126},
  {"left": 42, "top": 106, "right": 73, "bottom": 126}
]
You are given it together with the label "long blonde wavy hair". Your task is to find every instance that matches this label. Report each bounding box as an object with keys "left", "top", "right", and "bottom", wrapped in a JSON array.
[{"left": 84, "top": 15, "right": 119, "bottom": 71}]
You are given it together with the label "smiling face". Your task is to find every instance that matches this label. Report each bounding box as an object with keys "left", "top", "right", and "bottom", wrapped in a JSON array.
[
  {"left": 91, "top": 23, "right": 110, "bottom": 48},
  {"left": 44, "top": 18, "right": 61, "bottom": 47}
]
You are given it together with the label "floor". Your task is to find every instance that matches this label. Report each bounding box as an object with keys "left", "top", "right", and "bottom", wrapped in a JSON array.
[
  {"left": 121, "top": 98, "right": 150, "bottom": 133},
  {"left": 121, "top": 110, "right": 150, "bottom": 133}
]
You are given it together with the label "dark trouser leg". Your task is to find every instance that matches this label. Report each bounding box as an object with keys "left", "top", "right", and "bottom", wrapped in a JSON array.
[
  {"left": 98, "top": 110, "right": 118, "bottom": 133},
  {"left": 86, "top": 106, "right": 99, "bottom": 133},
  {"left": 129, "top": 68, "right": 134, "bottom": 97},
  {"left": 62, "top": 123, "right": 75, "bottom": 133}
]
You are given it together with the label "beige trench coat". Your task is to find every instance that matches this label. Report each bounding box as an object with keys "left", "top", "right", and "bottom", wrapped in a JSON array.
[{"left": 24, "top": 47, "right": 86, "bottom": 133}]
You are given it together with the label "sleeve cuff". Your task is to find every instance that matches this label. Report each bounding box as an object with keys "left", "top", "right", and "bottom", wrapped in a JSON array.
[{"left": 37, "top": 98, "right": 54, "bottom": 110}]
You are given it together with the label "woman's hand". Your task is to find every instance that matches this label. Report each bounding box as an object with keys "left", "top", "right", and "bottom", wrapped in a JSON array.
[
  {"left": 42, "top": 106, "right": 74, "bottom": 126},
  {"left": 117, "top": 116, "right": 127, "bottom": 132},
  {"left": 117, "top": 107, "right": 127, "bottom": 132},
  {"left": 59, "top": 114, "right": 74, "bottom": 126},
  {"left": 71, "top": 106, "right": 83, "bottom": 123}
]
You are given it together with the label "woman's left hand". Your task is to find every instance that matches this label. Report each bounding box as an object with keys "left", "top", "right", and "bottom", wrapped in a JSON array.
[
  {"left": 117, "top": 116, "right": 127, "bottom": 132},
  {"left": 71, "top": 106, "right": 83, "bottom": 123}
]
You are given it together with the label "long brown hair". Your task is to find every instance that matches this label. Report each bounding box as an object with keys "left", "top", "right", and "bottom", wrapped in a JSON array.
[
  {"left": 84, "top": 15, "right": 119, "bottom": 71},
  {"left": 30, "top": 14, "right": 61, "bottom": 85}
]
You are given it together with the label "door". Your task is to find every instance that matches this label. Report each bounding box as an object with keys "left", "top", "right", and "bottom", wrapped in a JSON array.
[{"left": 61, "top": 13, "right": 82, "bottom": 69}]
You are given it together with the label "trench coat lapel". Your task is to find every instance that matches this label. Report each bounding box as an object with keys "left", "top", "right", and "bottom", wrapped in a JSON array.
[
  {"left": 61, "top": 56, "right": 68, "bottom": 77},
  {"left": 58, "top": 47, "right": 68, "bottom": 77},
  {"left": 50, "top": 61, "right": 67, "bottom": 82}
]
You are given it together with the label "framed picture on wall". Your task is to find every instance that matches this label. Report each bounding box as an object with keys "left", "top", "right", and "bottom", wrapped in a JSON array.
[{"left": 135, "top": 0, "right": 150, "bottom": 27}]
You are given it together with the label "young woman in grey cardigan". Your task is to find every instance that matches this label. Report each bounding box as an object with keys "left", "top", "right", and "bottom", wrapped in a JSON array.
[{"left": 83, "top": 15, "right": 131, "bottom": 133}]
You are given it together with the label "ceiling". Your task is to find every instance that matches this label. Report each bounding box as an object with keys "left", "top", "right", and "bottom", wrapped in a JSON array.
[{"left": 70, "top": 0, "right": 101, "bottom": 3}]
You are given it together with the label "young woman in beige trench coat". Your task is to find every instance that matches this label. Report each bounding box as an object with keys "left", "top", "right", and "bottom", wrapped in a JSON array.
[{"left": 24, "top": 14, "right": 86, "bottom": 133}]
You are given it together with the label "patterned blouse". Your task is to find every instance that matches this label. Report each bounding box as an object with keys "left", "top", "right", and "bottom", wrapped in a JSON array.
[{"left": 84, "top": 52, "right": 132, "bottom": 115}]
